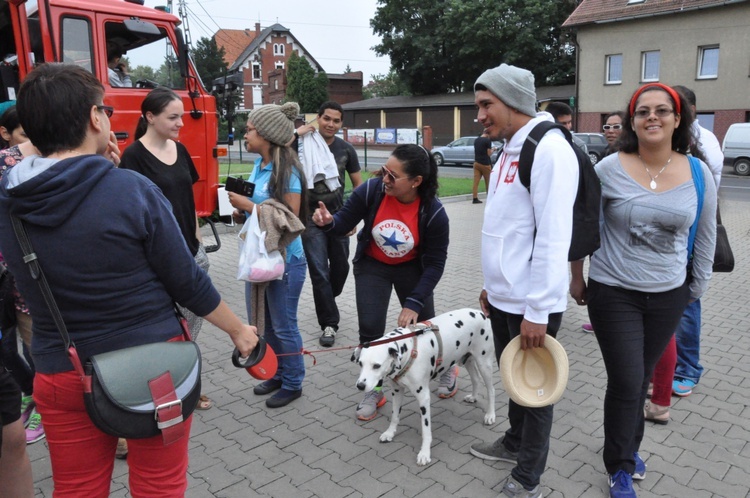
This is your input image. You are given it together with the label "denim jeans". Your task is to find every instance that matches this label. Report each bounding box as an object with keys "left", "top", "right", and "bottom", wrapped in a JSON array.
[
  {"left": 675, "top": 299, "right": 703, "bottom": 384},
  {"left": 301, "top": 220, "right": 350, "bottom": 331},
  {"left": 587, "top": 278, "right": 689, "bottom": 475},
  {"left": 353, "top": 256, "right": 434, "bottom": 343},
  {"left": 245, "top": 255, "right": 307, "bottom": 391},
  {"left": 488, "top": 305, "right": 562, "bottom": 489}
]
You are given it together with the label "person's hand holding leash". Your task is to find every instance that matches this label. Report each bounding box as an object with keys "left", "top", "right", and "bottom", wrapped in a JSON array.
[
  {"left": 232, "top": 324, "right": 259, "bottom": 358},
  {"left": 398, "top": 308, "right": 419, "bottom": 328}
]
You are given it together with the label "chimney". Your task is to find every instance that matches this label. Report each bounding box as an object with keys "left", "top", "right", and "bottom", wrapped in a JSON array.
[{"left": 255, "top": 23, "right": 261, "bottom": 34}]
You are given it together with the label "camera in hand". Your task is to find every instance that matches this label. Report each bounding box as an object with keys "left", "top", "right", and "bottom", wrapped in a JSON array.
[{"left": 225, "top": 176, "right": 255, "bottom": 197}]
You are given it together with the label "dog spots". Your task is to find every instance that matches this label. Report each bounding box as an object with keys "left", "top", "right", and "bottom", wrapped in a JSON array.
[
  {"left": 480, "top": 328, "right": 485, "bottom": 335},
  {"left": 430, "top": 356, "right": 436, "bottom": 366},
  {"left": 480, "top": 312, "right": 487, "bottom": 320},
  {"left": 469, "top": 311, "right": 476, "bottom": 318},
  {"left": 468, "top": 341, "right": 472, "bottom": 347},
  {"left": 485, "top": 335, "right": 489, "bottom": 341},
  {"left": 417, "top": 386, "right": 423, "bottom": 393},
  {"left": 424, "top": 419, "right": 429, "bottom": 427},
  {"left": 482, "top": 350, "right": 486, "bottom": 355},
  {"left": 450, "top": 361, "right": 455, "bottom": 367},
  {"left": 454, "top": 320, "right": 464, "bottom": 328},
  {"left": 455, "top": 340, "right": 461, "bottom": 349},
  {"left": 470, "top": 332, "right": 474, "bottom": 337},
  {"left": 399, "top": 406, "right": 403, "bottom": 414},
  {"left": 430, "top": 339, "right": 435, "bottom": 348},
  {"left": 400, "top": 344, "right": 408, "bottom": 354},
  {"left": 420, "top": 406, "right": 427, "bottom": 415}
]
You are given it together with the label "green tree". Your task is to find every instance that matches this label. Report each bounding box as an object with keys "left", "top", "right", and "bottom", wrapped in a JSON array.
[
  {"left": 130, "top": 64, "right": 156, "bottom": 83},
  {"left": 371, "top": 0, "right": 577, "bottom": 95},
  {"left": 154, "top": 54, "right": 182, "bottom": 88},
  {"left": 285, "top": 52, "right": 328, "bottom": 113},
  {"left": 344, "top": 64, "right": 353, "bottom": 73},
  {"left": 363, "top": 69, "right": 410, "bottom": 98},
  {"left": 191, "top": 36, "right": 228, "bottom": 87}
]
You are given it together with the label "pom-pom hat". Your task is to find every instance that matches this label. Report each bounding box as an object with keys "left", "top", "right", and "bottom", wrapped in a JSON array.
[{"left": 247, "top": 102, "right": 299, "bottom": 146}]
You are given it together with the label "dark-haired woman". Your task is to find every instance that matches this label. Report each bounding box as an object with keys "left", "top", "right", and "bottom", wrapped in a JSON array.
[
  {"left": 570, "top": 83, "right": 716, "bottom": 497},
  {"left": 313, "top": 144, "right": 449, "bottom": 421},
  {"left": 120, "top": 87, "right": 213, "bottom": 413}
]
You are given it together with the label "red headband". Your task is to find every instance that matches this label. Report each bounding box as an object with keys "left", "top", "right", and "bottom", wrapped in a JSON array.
[{"left": 629, "top": 83, "right": 681, "bottom": 116}]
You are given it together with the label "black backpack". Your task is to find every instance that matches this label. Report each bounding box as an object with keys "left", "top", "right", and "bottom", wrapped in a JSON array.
[{"left": 518, "top": 121, "right": 601, "bottom": 261}]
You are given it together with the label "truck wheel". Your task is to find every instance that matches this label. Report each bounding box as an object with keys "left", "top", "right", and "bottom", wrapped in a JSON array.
[{"left": 734, "top": 159, "right": 750, "bottom": 176}]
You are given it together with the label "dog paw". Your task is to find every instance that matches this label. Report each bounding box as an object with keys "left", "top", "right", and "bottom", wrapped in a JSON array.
[
  {"left": 484, "top": 412, "right": 496, "bottom": 425},
  {"left": 417, "top": 451, "right": 431, "bottom": 466},
  {"left": 463, "top": 394, "right": 477, "bottom": 404},
  {"left": 380, "top": 431, "right": 395, "bottom": 443}
]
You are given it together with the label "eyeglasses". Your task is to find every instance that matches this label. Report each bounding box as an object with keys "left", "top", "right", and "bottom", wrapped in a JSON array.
[
  {"left": 381, "top": 166, "right": 408, "bottom": 182},
  {"left": 602, "top": 124, "right": 622, "bottom": 131},
  {"left": 633, "top": 107, "right": 674, "bottom": 119},
  {"left": 96, "top": 105, "right": 114, "bottom": 118}
]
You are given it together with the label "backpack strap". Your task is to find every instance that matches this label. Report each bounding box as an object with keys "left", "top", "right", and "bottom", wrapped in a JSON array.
[
  {"left": 518, "top": 121, "right": 574, "bottom": 191},
  {"left": 687, "top": 155, "right": 705, "bottom": 259}
]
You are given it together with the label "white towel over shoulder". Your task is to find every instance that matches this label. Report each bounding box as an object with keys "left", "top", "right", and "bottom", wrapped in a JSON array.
[{"left": 298, "top": 131, "right": 341, "bottom": 191}]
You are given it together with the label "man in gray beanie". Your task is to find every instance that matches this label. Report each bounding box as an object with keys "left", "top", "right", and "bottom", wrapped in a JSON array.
[{"left": 470, "top": 63, "right": 579, "bottom": 497}]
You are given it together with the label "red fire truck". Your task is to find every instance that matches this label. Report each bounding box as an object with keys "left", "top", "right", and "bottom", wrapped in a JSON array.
[{"left": 1, "top": 0, "right": 222, "bottom": 246}]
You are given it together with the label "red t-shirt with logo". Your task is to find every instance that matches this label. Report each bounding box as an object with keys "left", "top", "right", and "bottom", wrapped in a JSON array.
[{"left": 365, "top": 195, "right": 421, "bottom": 264}]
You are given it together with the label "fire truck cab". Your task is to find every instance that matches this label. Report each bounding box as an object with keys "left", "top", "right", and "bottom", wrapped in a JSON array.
[{"left": 1, "top": 0, "right": 221, "bottom": 241}]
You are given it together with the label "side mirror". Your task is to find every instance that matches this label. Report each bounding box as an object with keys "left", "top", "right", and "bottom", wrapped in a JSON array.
[{"left": 175, "top": 28, "right": 189, "bottom": 79}]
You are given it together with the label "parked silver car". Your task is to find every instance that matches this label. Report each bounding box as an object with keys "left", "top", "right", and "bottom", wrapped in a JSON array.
[
  {"left": 431, "top": 136, "right": 502, "bottom": 166},
  {"left": 573, "top": 132, "right": 608, "bottom": 165}
]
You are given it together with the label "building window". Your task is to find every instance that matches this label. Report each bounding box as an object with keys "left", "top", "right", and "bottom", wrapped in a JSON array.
[
  {"left": 698, "top": 46, "right": 719, "bottom": 79},
  {"left": 641, "top": 51, "right": 660, "bottom": 82},
  {"left": 252, "top": 62, "right": 261, "bottom": 80},
  {"left": 273, "top": 43, "right": 285, "bottom": 56},
  {"left": 696, "top": 113, "right": 715, "bottom": 132},
  {"left": 605, "top": 54, "right": 622, "bottom": 84},
  {"left": 275, "top": 61, "right": 284, "bottom": 70},
  {"left": 274, "top": 79, "right": 278, "bottom": 90}
]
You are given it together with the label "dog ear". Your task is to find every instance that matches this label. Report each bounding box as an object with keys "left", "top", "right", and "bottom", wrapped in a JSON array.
[
  {"left": 351, "top": 346, "right": 361, "bottom": 363},
  {"left": 388, "top": 346, "right": 402, "bottom": 369}
]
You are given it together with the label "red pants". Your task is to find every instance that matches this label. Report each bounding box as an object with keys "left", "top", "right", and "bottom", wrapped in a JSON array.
[
  {"left": 651, "top": 334, "right": 676, "bottom": 406},
  {"left": 34, "top": 370, "right": 191, "bottom": 497}
]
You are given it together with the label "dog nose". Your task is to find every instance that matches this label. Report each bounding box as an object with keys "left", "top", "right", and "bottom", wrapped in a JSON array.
[{"left": 356, "top": 382, "right": 366, "bottom": 391}]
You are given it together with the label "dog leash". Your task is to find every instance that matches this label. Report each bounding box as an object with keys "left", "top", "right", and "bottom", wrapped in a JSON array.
[{"left": 273, "top": 322, "right": 436, "bottom": 365}]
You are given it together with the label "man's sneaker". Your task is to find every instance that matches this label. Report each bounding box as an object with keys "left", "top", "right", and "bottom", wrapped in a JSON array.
[
  {"left": 472, "top": 198, "right": 482, "bottom": 204},
  {"left": 25, "top": 410, "right": 45, "bottom": 444},
  {"left": 356, "top": 390, "right": 386, "bottom": 421},
  {"left": 672, "top": 378, "right": 696, "bottom": 397},
  {"left": 20, "top": 395, "right": 35, "bottom": 428},
  {"left": 116, "top": 438, "right": 128, "bottom": 460},
  {"left": 632, "top": 452, "right": 646, "bottom": 481},
  {"left": 319, "top": 326, "right": 336, "bottom": 347},
  {"left": 437, "top": 365, "right": 459, "bottom": 399},
  {"left": 469, "top": 438, "right": 518, "bottom": 463},
  {"left": 501, "top": 475, "right": 542, "bottom": 498},
  {"left": 608, "top": 469, "right": 636, "bottom": 498}
]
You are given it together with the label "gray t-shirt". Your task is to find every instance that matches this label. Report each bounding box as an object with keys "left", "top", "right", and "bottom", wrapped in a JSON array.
[{"left": 589, "top": 153, "right": 716, "bottom": 299}]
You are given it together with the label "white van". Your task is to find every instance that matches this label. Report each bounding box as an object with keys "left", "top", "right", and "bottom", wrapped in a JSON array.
[{"left": 722, "top": 123, "right": 750, "bottom": 176}]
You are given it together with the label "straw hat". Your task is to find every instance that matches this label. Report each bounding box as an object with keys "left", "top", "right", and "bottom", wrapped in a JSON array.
[{"left": 499, "top": 335, "right": 569, "bottom": 407}]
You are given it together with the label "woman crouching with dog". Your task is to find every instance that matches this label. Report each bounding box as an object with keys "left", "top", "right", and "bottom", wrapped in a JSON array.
[{"left": 312, "top": 144, "right": 449, "bottom": 421}]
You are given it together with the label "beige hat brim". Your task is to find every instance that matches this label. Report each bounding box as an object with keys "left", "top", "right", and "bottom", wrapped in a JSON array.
[{"left": 499, "top": 335, "right": 569, "bottom": 408}]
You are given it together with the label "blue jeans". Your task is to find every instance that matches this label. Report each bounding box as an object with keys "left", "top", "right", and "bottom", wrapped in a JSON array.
[
  {"left": 245, "top": 255, "right": 307, "bottom": 391},
  {"left": 488, "top": 306, "right": 562, "bottom": 489},
  {"left": 674, "top": 299, "right": 702, "bottom": 384},
  {"left": 587, "top": 278, "right": 689, "bottom": 475},
  {"left": 353, "top": 256, "right": 434, "bottom": 343},
  {"left": 301, "top": 220, "right": 350, "bottom": 331}
]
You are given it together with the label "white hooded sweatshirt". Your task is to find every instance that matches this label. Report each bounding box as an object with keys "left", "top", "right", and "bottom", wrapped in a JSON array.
[{"left": 481, "top": 113, "right": 578, "bottom": 324}]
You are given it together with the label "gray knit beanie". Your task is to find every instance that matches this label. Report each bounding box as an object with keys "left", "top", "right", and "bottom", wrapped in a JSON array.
[
  {"left": 474, "top": 64, "right": 537, "bottom": 117},
  {"left": 248, "top": 102, "right": 299, "bottom": 146}
]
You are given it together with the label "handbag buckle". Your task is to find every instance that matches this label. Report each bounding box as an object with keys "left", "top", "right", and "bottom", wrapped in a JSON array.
[{"left": 154, "top": 398, "right": 183, "bottom": 429}]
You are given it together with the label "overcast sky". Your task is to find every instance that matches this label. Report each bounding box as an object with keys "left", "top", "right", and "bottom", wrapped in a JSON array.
[{"left": 145, "top": 0, "right": 392, "bottom": 83}]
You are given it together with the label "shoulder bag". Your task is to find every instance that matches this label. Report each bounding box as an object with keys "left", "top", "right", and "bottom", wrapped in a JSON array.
[{"left": 11, "top": 216, "right": 201, "bottom": 445}]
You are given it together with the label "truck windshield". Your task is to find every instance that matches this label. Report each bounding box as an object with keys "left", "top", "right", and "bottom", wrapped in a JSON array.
[{"left": 105, "top": 22, "right": 185, "bottom": 90}]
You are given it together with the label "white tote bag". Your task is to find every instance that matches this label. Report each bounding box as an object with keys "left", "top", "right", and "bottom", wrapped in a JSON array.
[{"left": 236, "top": 209, "right": 285, "bottom": 282}]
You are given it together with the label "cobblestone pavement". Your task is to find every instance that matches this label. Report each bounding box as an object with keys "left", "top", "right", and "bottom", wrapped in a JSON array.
[{"left": 28, "top": 192, "right": 750, "bottom": 497}]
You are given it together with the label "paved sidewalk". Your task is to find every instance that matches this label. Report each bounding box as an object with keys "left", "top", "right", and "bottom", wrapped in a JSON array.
[{"left": 28, "top": 194, "right": 750, "bottom": 497}]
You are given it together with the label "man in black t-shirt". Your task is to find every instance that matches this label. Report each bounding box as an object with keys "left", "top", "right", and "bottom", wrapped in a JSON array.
[
  {"left": 296, "top": 101, "right": 362, "bottom": 346},
  {"left": 472, "top": 132, "right": 493, "bottom": 204}
]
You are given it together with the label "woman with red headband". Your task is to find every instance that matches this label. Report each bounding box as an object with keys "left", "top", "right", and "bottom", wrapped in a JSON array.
[{"left": 570, "top": 83, "right": 716, "bottom": 498}]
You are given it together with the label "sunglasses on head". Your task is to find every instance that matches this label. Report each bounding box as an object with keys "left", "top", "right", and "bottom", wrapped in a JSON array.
[{"left": 602, "top": 124, "right": 622, "bottom": 131}]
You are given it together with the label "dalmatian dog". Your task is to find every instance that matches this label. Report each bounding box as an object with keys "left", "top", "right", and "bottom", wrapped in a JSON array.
[{"left": 352, "top": 308, "right": 496, "bottom": 465}]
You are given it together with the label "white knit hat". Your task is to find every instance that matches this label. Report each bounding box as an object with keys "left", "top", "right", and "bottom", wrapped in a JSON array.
[
  {"left": 474, "top": 64, "right": 537, "bottom": 117},
  {"left": 248, "top": 102, "right": 299, "bottom": 146}
]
